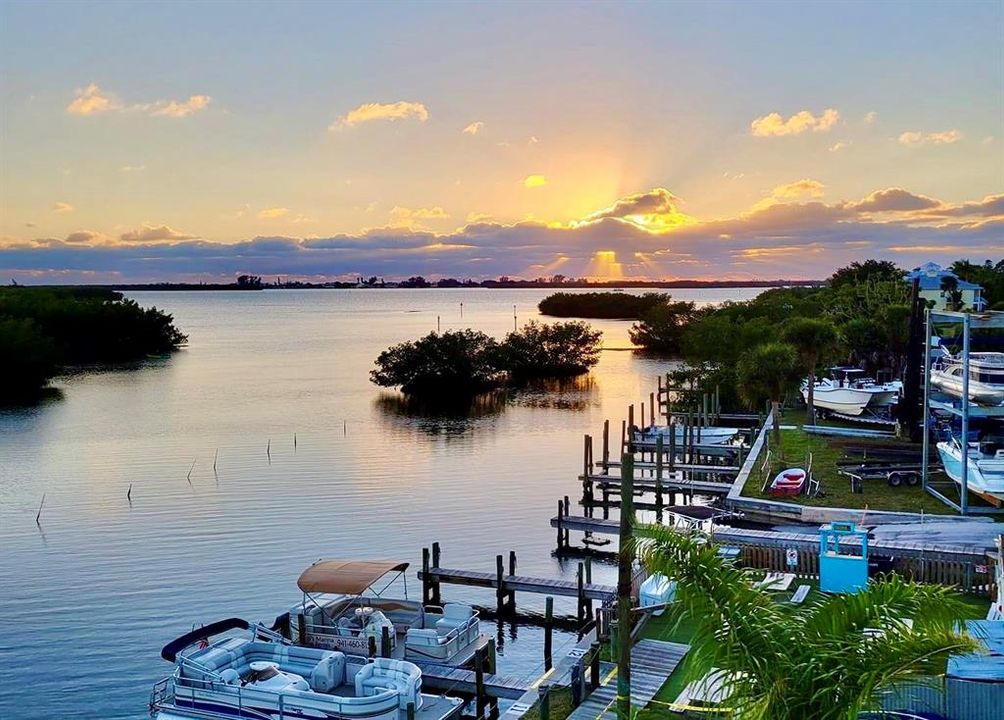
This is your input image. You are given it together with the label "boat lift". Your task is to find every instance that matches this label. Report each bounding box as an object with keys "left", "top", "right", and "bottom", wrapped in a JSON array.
[{"left": 921, "top": 309, "right": 1004, "bottom": 515}]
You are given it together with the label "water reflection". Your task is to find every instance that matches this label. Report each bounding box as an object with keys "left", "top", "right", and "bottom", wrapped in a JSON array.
[
  {"left": 509, "top": 375, "right": 598, "bottom": 411},
  {"left": 374, "top": 390, "right": 507, "bottom": 436}
]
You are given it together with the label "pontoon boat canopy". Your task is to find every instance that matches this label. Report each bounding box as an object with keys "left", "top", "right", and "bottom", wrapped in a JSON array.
[{"left": 297, "top": 560, "right": 410, "bottom": 595}]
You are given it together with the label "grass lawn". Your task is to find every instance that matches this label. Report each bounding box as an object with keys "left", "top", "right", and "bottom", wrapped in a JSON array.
[{"left": 737, "top": 410, "right": 1000, "bottom": 515}]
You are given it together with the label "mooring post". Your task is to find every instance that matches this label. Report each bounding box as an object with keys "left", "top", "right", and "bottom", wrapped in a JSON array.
[
  {"left": 668, "top": 420, "right": 676, "bottom": 472},
  {"left": 556, "top": 500, "right": 565, "bottom": 550},
  {"left": 495, "top": 554, "right": 506, "bottom": 616},
  {"left": 616, "top": 452, "right": 635, "bottom": 720},
  {"left": 563, "top": 496, "right": 571, "bottom": 548},
  {"left": 590, "top": 641, "right": 601, "bottom": 689},
  {"left": 407, "top": 703, "right": 416, "bottom": 720},
  {"left": 576, "top": 562, "right": 586, "bottom": 624},
  {"left": 381, "top": 625, "right": 391, "bottom": 658},
  {"left": 583, "top": 434, "right": 590, "bottom": 479},
  {"left": 649, "top": 392, "right": 655, "bottom": 426},
  {"left": 655, "top": 433, "right": 664, "bottom": 509},
  {"left": 431, "top": 542, "right": 442, "bottom": 606},
  {"left": 475, "top": 647, "right": 487, "bottom": 720},
  {"left": 602, "top": 419, "right": 610, "bottom": 474},
  {"left": 368, "top": 635, "right": 376, "bottom": 658},
  {"left": 628, "top": 404, "right": 635, "bottom": 433},
  {"left": 640, "top": 402, "right": 645, "bottom": 433},
  {"left": 422, "top": 547, "right": 431, "bottom": 605},
  {"left": 538, "top": 686, "right": 550, "bottom": 720},
  {"left": 487, "top": 636, "right": 497, "bottom": 674},
  {"left": 544, "top": 596, "right": 554, "bottom": 670},
  {"left": 620, "top": 419, "right": 627, "bottom": 454},
  {"left": 571, "top": 661, "right": 584, "bottom": 707},
  {"left": 507, "top": 550, "right": 517, "bottom": 612}
]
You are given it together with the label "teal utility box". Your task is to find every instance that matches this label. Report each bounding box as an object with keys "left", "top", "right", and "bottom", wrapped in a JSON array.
[{"left": 819, "top": 521, "right": 869, "bottom": 594}]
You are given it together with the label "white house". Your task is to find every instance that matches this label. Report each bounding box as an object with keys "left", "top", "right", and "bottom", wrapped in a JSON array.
[{"left": 904, "top": 262, "right": 987, "bottom": 311}]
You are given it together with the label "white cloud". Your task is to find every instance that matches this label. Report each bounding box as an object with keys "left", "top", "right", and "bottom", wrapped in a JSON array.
[
  {"left": 330, "top": 101, "right": 429, "bottom": 130},
  {"left": 66, "top": 84, "right": 118, "bottom": 115},
  {"left": 462, "top": 121, "right": 484, "bottom": 135},
  {"left": 149, "top": 95, "right": 211, "bottom": 118},
  {"left": 750, "top": 108, "right": 840, "bottom": 137},
  {"left": 772, "top": 179, "right": 825, "bottom": 199},
  {"left": 898, "top": 129, "right": 963, "bottom": 146},
  {"left": 66, "top": 83, "right": 210, "bottom": 118},
  {"left": 119, "top": 224, "right": 197, "bottom": 243},
  {"left": 258, "top": 207, "right": 290, "bottom": 219},
  {"left": 829, "top": 141, "right": 851, "bottom": 152},
  {"left": 863, "top": 111, "right": 877, "bottom": 125},
  {"left": 388, "top": 206, "right": 450, "bottom": 229},
  {"left": 53, "top": 201, "right": 74, "bottom": 213}
]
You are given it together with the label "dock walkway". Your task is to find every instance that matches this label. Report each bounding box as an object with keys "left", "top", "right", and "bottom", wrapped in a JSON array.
[
  {"left": 566, "top": 640, "right": 689, "bottom": 720},
  {"left": 421, "top": 664, "right": 530, "bottom": 700},
  {"left": 419, "top": 567, "right": 617, "bottom": 601},
  {"left": 582, "top": 473, "right": 735, "bottom": 495}
]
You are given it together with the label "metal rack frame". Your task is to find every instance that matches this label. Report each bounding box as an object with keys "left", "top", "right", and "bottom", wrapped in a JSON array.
[{"left": 921, "top": 309, "right": 1004, "bottom": 514}]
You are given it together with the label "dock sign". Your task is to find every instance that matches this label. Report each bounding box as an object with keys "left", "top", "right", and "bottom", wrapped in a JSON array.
[{"left": 785, "top": 548, "right": 798, "bottom": 568}]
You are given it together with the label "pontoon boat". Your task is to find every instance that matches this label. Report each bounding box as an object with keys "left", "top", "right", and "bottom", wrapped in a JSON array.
[
  {"left": 279, "top": 560, "right": 484, "bottom": 667},
  {"left": 150, "top": 619, "right": 464, "bottom": 720}
]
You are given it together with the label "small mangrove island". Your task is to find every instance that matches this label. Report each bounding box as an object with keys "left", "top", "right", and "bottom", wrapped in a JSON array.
[
  {"left": 0, "top": 286, "right": 187, "bottom": 404},
  {"left": 371, "top": 320, "right": 601, "bottom": 398}
]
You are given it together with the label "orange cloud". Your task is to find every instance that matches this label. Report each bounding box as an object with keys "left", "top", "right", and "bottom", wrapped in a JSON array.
[
  {"left": 330, "top": 101, "right": 429, "bottom": 130},
  {"left": 257, "top": 207, "right": 290, "bottom": 219},
  {"left": 53, "top": 201, "right": 75, "bottom": 213},
  {"left": 750, "top": 108, "right": 840, "bottom": 137},
  {"left": 898, "top": 129, "right": 963, "bottom": 146},
  {"left": 462, "top": 121, "right": 484, "bottom": 135},
  {"left": 523, "top": 174, "right": 548, "bottom": 188},
  {"left": 66, "top": 83, "right": 210, "bottom": 118}
]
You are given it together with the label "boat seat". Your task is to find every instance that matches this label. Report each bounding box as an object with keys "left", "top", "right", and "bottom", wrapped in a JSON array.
[
  {"left": 310, "top": 651, "right": 346, "bottom": 693},
  {"left": 220, "top": 668, "right": 241, "bottom": 685},
  {"left": 354, "top": 658, "right": 423, "bottom": 709},
  {"left": 406, "top": 628, "right": 441, "bottom": 646},
  {"left": 435, "top": 604, "right": 474, "bottom": 634},
  {"left": 336, "top": 617, "right": 355, "bottom": 637}
]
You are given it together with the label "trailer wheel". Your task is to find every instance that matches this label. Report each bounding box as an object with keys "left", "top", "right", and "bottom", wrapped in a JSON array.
[
  {"left": 887, "top": 472, "right": 903, "bottom": 487},
  {"left": 905, "top": 472, "right": 920, "bottom": 487}
]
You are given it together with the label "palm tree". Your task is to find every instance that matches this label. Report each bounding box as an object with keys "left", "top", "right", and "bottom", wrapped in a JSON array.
[
  {"left": 637, "top": 528, "right": 980, "bottom": 720},
  {"left": 940, "top": 275, "right": 963, "bottom": 311},
  {"left": 782, "top": 318, "right": 840, "bottom": 424},
  {"left": 736, "top": 342, "right": 802, "bottom": 453}
]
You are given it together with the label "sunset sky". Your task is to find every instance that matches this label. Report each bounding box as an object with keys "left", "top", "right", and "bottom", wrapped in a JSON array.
[{"left": 1, "top": 0, "right": 1001, "bottom": 282}]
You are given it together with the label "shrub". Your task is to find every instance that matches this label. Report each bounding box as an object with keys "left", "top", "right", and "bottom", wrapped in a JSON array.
[
  {"left": 628, "top": 300, "right": 699, "bottom": 354},
  {"left": 370, "top": 330, "right": 504, "bottom": 396},
  {"left": 499, "top": 321, "right": 602, "bottom": 380},
  {"left": 538, "top": 292, "right": 670, "bottom": 319},
  {"left": 0, "top": 318, "right": 58, "bottom": 402}
]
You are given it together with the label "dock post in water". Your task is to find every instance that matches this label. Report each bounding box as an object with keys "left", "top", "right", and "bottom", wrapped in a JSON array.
[
  {"left": 602, "top": 419, "right": 610, "bottom": 474},
  {"left": 475, "top": 647, "right": 486, "bottom": 720},
  {"left": 650, "top": 392, "right": 655, "bottom": 426},
  {"left": 543, "top": 596, "right": 554, "bottom": 670},
  {"left": 616, "top": 452, "right": 634, "bottom": 720},
  {"left": 431, "top": 543, "right": 442, "bottom": 605},
  {"left": 381, "top": 625, "right": 391, "bottom": 658},
  {"left": 495, "top": 555, "right": 506, "bottom": 616},
  {"left": 589, "top": 641, "right": 601, "bottom": 689},
  {"left": 563, "top": 496, "right": 571, "bottom": 548},
  {"left": 538, "top": 686, "right": 550, "bottom": 720},
  {"left": 507, "top": 551, "right": 517, "bottom": 614},
  {"left": 655, "top": 434, "right": 664, "bottom": 510},
  {"left": 556, "top": 500, "right": 565, "bottom": 550},
  {"left": 407, "top": 703, "right": 415, "bottom": 720}
]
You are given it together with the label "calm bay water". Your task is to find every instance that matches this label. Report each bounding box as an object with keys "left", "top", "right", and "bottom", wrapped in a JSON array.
[{"left": 0, "top": 287, "right": 761, "bottom": 719}]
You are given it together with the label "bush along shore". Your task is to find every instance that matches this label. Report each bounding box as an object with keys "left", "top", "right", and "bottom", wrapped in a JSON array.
[
  {"left": 0, "top": 287, "right": 188, "bottom": 404},
  {"left": 371, "top": 320, "right": 601, "bottom": 398}
]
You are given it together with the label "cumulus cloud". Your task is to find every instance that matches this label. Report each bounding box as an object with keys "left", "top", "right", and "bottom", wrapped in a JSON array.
[
  {"left": 258, "top": 207, "right": 290, "bottom": 220},
  {"left": 119, "top": 224, "right": 197, "bottom": 243},
  {"left": 53, "top": 201, "right": 74, "bottom": 213},
  {"left": 844, "top": 188, "right": 941, "bottom": 213},
  {"left": 772, "top": 179, "right": 825, "bottom": 199},
  {"left": 388, "top": 206, "right": 450, "bottom": 229},
  {"left": 750, "top": 108, "right": 840, "bottom": 137},
  {"left": 864, "top": 111, "right": 878, "bottom": 125},
  {"left": 150, "top": 95, "right": 211, "bottom": 118},
  {"left": 898, "top": 130, "right": 963, "bottom": 146},
  {"left": 65, "top": 230, "right": 104, "bottom": 244},
  {"left": 523, "top": 174, "right": 548, "bottom": 188},
  {"left": 462, "top": 121, "right": 484, "bottom": 135},
  {"left": 330, "top": 101, "right": 429, "bottom": 130},
  {"left": 66, "top": 83, "right": 210, "bottom": 118},
  {"left": 465, "top": 212, "right": 494, "bottom": 224},
  {"left": 829, "top": 141, "right": 851, "bottom": 152}
]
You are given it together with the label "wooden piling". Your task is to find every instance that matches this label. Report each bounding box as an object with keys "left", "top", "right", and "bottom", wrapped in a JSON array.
[
  {"left": 583, "top": 435, "right": 591, "bottom": 479},
  {"left": 475, "top": 648, "right": 487, "bottom": 720},
  {"left": 556, "top": 500, "right": 566, "bottom": 549},
  {"left": 655, "top": 434, "right": 664, "bottom": 509},
  {"left": 381, "top": 625, "right": 391, "bottom": 657},
  {"left": 628, "top": 404, "right": 635, "bottom": 432},
  {"left": 571, "top": 661, "right": 584, "bottom": 707},
  {"left": 407, "top": 702, "right": 415, "bottom": 720},
  {"left": 616, "top": 453, "right": 634, "bottom": 720},
  {"left": 538, "top": 686, "right": 550, "bottom": 720},
  {"left": 590, "top": 641, "right": 601, "bottom": 689},
  {"left": 649, "top": 392, "right": 656, "bottom": 426},
  {"left": 602, "top": 420, "right": 610, "bottom": 473},
  {"left": 544, "top": 596, "right": 554, "bottom": 670},
  {"left": 422, "top": 547, "right": 431, "bottom": 603},
  {"left": 368, "top": 635, "right": 376, "bottom": 658},
  {"left": 495, "top": 555, "right": 505, "bottom": 616}
]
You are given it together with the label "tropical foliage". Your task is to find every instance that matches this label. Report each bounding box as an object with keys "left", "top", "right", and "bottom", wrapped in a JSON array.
[
  {"left": 638, "top": 527, "right": 980, "bottom": 720},
  {"left": 628, "top": 300, "right": 699, "bottom": 354},
  {"left": 538, "top": 292, "right": 671, "bottom": 319},
  {"left": 736, "top": 342, "right": 802, "bottom": 450},
  {"left": 782, "top": 318, "right": 840, "bottom": 423},
  {"left": 372, "top": 321, "right": 603, "bottom": 397},
  {"left": 0, "top": 287, "right": 187, "bottom": 403}
]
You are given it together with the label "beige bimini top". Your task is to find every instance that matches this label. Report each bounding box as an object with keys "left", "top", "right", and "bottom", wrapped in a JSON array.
[{"left": 296, "top": 559, "right": 409, "bottom": 595}]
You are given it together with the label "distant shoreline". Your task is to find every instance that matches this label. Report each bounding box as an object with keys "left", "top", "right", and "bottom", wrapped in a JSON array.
[{"left": 18, "top": 279, "right": 825, "bottom": 292}]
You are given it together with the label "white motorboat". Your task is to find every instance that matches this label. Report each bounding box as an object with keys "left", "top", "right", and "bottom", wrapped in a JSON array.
[
  {"left": 937, "top": 438, "right": 1004, "bottom": 496},
  {"left": 631, "top": 424, "right": 739, "bottom": 446},
  {"left": 803, "top": 368, "right": 899, "bottom": 416},
  {"left": 281, "top": 559, "right": 483, "bottom": 666},
  {"left": 930, "top": 351, "right": 1004, "bottom": 406},
  {"left": 151, "top": 619, "right": 464, "bottom": 720}
]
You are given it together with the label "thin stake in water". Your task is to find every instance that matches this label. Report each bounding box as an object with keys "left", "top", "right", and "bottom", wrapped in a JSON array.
[
  {"left": 267, "top": 439, "right": 271, "bottom": 462},
  {"left": 35, "top": 493, "right": 45, "bottom": 525},
  {"left": 187, "top": 459, "right": 196, "bottom": 485},
  {"left": 213, "top": 448, "right": 219, "bottom": 473},
  {"left": 294, "top": 433, "right": 297, "bottom": 451},
  {"left": 127, "top": 483, "right": 132, "bottom": 502}
]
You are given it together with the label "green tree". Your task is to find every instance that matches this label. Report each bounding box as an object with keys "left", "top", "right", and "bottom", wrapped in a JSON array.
[
  {"left": 736, "top": 342, "right": 802, "bottom": 451},
  {"left": 782, "top": 318, "right": 839, "bottom": 423},
  {"left": 370, "top": 330, "right": 503, "bottom": 396},
  {"left": 638, "top": 527, "right": 980, "bottom": 720},
  {"left": 940, "top": 275, "right": 964, "bottom": 311},
  {"left": 828, "top": 260, "right": 903, "bottom": 290},
  {"left": 499, "top": 320, "right": 602, "bottom": 380},
  {"left": 628, "top": 300, "right": 699, "bottom": 354},
  {"left": 0, "top": 318, "right": 58, "bottom": 402}
]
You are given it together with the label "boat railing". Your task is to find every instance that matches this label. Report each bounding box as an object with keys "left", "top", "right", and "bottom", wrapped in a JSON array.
[{"left": 252, "top": 622, "right": 291, "bottom": 644}]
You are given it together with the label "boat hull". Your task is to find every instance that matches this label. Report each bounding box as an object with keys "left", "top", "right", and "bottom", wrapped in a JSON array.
[
  {"left": 803, "top": 387, "right": 874, "bottom": 415},
  {"left": 930, "top": 371, "right": 1004, "bottom": 406},
  {"left": 632, "top": 425, "right": 738, "bottom": 446},
  {"left": 937, "top": 442, "right": 1004, "bottom": 495},
  {"left": 769, "top": 468, "right": 807, "bottom": 496}
]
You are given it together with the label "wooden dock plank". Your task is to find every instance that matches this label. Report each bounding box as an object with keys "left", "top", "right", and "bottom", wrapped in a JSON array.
[{"left": 419, "top": 568, "right": 618, "bottom": 600}]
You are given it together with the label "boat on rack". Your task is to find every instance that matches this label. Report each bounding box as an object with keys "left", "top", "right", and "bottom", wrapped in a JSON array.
[
  {"left": 930, "top": 351, "right": 1004, "bottom": 406},
  {"left": 803, "top": 368, "right": 899, "bottom": 417},
  {"left": 150, "top": 618, "right": 464, "bottom": 720},
  {"left": 277, "top": 559, "right": 484, "bottom": 667},
  {"left": 936, "top": 437, "right": 1004, "bottom": 496},
  {"left": 631, "top": 424, "right": 740, "bottom": 446}
]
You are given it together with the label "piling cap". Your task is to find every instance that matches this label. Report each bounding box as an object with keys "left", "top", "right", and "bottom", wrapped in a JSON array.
[{"left": 297, "top": 559, "right": 409, "bottom": 595}]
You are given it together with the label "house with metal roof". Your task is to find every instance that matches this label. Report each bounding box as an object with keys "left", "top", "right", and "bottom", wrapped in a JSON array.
[{"left": 905, "top": 262, "right": 987, "bottom": 311}]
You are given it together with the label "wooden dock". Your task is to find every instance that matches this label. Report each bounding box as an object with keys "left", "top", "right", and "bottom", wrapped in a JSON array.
[
  {"left": 566, "top": 640, "right": 689, "bottom": 720},
  {"left": 421, "top": 664, "right": 531, "bottom": 700},
  {"left": 583, "top": 472, "right": 735, "bottom": 495},
  {"left": 419, "top": 566, "right": 617, "bottom": 601}
]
